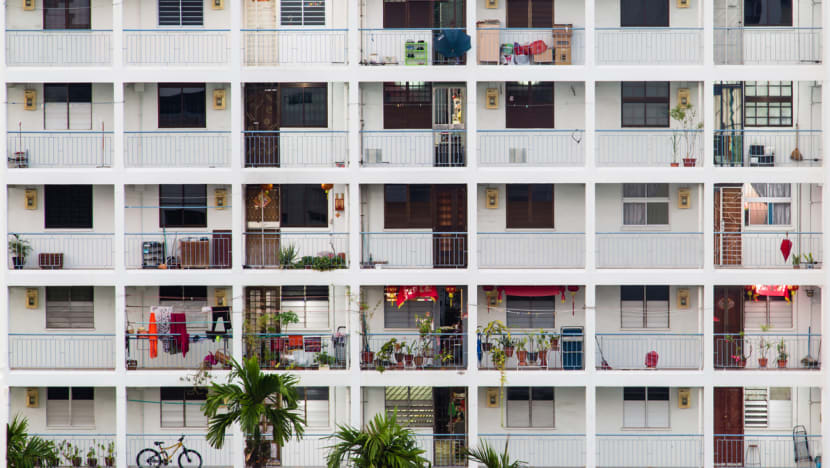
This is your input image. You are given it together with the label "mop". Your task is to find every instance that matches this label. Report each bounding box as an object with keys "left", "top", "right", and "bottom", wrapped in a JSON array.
[
  {"left": 595, "top": 336, "right": 612, "bottom": 370},
  {"left": 801, "top": 326, "right": 819, "bottom": 368}
]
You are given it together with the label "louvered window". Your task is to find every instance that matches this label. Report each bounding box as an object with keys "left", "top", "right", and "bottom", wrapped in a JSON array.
[
  {"left": 298, "top": 387, "right": 330, "bottom": 427},
  {"left": 745, "top": 387, "right": 792, "bottom": 429},
  {"left": 744, "top": 295, "right": 793, "bottom": 329},
  {"left": 506, "top": 295, "right": 555, "bottom": 329},
  {"left": 384, "top": 298, "right": 435, "bottom": 329},
  {"left": 44, "top": 84, "right": 92, "bottom": 130},
  {"left": 159, "top": 0, "right": 204, "bottom": 26},
  {"left": 281, "top": 286, "right": 330, "bottom": 329},
  {"left": 506, "top": 387, "right": 554, "bottom": 428},
  {"left": 47, "top": 387, "right": 94, "bottom": 427},
  {"left": 281, "top": 0, "right": 325, "bottom": 26},
  {"left": 46, "top": 287, "right": 94, "bottom": 329},
  {"left": 623, "top": 387, "right": 669, "bottom": 428},
  {"left": 160, "top": 387, "right": 208, "bottom": 427},
  {"left": 621, "top": 286, "right": 670, "bottom": 329},
  {"left": 385, "top": 386, "right": 433, "bottom": 427}
]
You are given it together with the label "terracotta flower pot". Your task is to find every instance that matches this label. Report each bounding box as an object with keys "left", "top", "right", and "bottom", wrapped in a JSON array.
[
  {"left": 413, "top": 356, "right": 424, "bottom": 368},
  {"left": 550, "top": 339, "right": 560, "bottom": 351},
  {"left": 517, "top": 350, "right": 528, "bottom": 366},
  {"left": 504, "top": 346, "right": 514, "bottom": 358},
  {"left": 670, "top": 162, "right": 680, "bottom": 167},
  {"left": 758, "top": 358, "right": 768, "bottom": 368},
  {"left": 394, "top": 352, "right": 404, "bottom": 363},
  {"left": 88, "top": 457, "right": 98, "bottom": 467},
  {"left": 105, "top": 457, "right": 115, "bottom": 467},
  {"left": 481, "top": 342, "right": 493, "bottom": 352},
  {"left": 360, "top": 351, "right": 375, "bottom": 366},
  {"left": 682, "top": 158, "right": 697, "bottom": 167},
  {"left": 404, "top": 354, "right": 414, "bottom": 367},
  {"left": 778, "top": 359, "right": 788, "bottom": 368},
  {"left": 539, "top": 351, "right": 548, "bottom": 367}
]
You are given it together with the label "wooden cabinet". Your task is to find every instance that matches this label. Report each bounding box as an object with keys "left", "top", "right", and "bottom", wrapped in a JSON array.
[
  {"left": 180, "top": 239, "right": 210, "bottom": 268},
  {"left": 477, "top": 20, "right": 501, "bottom": 64}
]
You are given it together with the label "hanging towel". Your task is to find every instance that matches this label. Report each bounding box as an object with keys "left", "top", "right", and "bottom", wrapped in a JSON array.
[
  {"left": 152, "top": 306, "right": 173, "bottom": 353},
  {"left": 148, "top": 312, "right": 158, "bottom": 359},
  {"left": 169, "top": 312, "right": 190, "bottom": 357}
]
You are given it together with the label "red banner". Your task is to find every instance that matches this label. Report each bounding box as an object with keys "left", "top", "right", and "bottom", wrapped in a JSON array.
[{"left": 397, "top": 286, "right": 439, "bottom": 308}]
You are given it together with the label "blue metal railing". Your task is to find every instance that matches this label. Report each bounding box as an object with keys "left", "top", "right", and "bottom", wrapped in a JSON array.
[
  {"left": 361, "top": 129, "right": 466, "bottom": 167},
  {"left": 714, "top": 129, "right": 822, "bottom": 167},
  {"left": 124, "top": 29, "right": 230, "bottom": 65},
  {"left": 243, "top": 130, "right": 348, "bottom": 167},
  {"left": 596, "top": 129, "right": 703, "bottom": 167},
  {"left": 7, "top": 131, "right": 113, "bottom": 168},
  {"left": 715, "top": 27, "right": 822, "bottom": 64},
  {"left": 597, "top": 232, "right": 704, "bottom": 269},
  {"left": 478, "top": 129, "right": 585, "bottom": 166},
  {"left": 8, "top": 232, "right": 114, "bottom": 270},
  {"left": 124, "top": 131, "right": 231, "bottom": 168},
  {"left": 9, "top": 333, "right": 115, "bottom": 369},
  {"left": 597, "top": 434, "right": 704, "bottom": 467},
  {"left": 595, "top": 28, "right": 703, "bottom": 65},
  {"left": 478, "top": 232, "right": 585, "bottom": 268},
  {"left": 361, "top": 232, "right": 468, "bottom": 269},
  {"left": 595, "top": 333, "right": 703, "bottom": 370},
  {"left": 715, "top": 231, "right": 822, "bottom": 268},
  {"left": 360, "top": 28, "right": 468, "bottom": 65},
  {"left": 6, "top": 29, "right": 112, "bottom": 66},
  {"left": 242, "top": 29, "right": 348, "bottom": 65}
]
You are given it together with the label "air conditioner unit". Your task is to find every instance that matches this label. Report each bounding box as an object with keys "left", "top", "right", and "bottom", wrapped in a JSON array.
[
  {"left": 509, "top": 147, "right": 527, "bottom": 164},
  {"left": 364, "top": 148, "right": 383, "bottom": 164}
]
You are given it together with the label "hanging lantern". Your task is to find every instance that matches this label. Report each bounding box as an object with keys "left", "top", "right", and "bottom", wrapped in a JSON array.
[
  {"left": 780, "top": 235, "right": 793, "bottom": 261},
  {"left": 445, "top": 286, "right": 458, "bottom": 306},
  {"left": 321, "top": 183, "right": 334, "bottom": 196},
  {"left": 385, "top": 286, "right": 397, "bottom": 303},
  {"left": 568, "top": 285, "right": 579, "bottom": 316}
]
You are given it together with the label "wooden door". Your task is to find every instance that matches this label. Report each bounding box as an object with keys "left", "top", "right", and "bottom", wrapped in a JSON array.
[
  {"left": 714, "top": 287, "right": 743, "bottom": 368},
  {"left": 432, "top": 185, "right": 467, "bottom": 268},
  {"left": 714, "top": 387, "right": 744, "bottom": 466},
  {"left": 245, "top": 84, "right": 280, "bottom": 167},
  {"left": 212, "top": 230, "right": 232, "bottom": 269},
  {"left": 245, "top": 230, "right": 279, "bottom": 268},
  {"left": 245, "top": 185, "right": 280, "bottom": 224}
]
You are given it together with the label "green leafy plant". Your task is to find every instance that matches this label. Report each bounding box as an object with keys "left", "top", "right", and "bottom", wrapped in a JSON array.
[
  {"left": 315, "top": 344, "right": 337, "bottom": 368},
  {"left": 325, "top": 412, "right": 430, "bottom": 468},
  {"left": 375, "top": 338, "right": 398, "bottom": 373},
  {"left": 279, "top": 244, "right": 298, "bottom": 268},
  {"left": 7, "top": 415, "right": 60, "bottom": 468},
  {"left": 669, "top": 103, "right": 703, "bottom": 163},
  {"left": 86, "top": 444, "right": 98, "bottom": 467},
  {"left": 98, "top": 441, "right": 115, "bottom": 467},
  {"left": 777, "top": 339, "right": 788, "bottom": 360},
  {"left": 514, "top": 337, "right": 527, "bottom": 352},
  {"left": 416, "top": 314, "right": 433, "bottom": 336},
  {"left": 58, "top": 441, "right": 82, "bottom": 467},
  {"left": 8, "top": 234, "right": 31, "bottom": 266},
  {"left": 465, "top": 440, "right": 527, "bottom": 468},
  {"left": 793, "top": 254, "right": 802, "bottom": 267}
]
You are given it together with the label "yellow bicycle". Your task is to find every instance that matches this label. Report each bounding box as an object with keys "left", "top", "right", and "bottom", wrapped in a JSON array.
[{"left": 136, "top": 435, "right": 203, "bottom": 467}]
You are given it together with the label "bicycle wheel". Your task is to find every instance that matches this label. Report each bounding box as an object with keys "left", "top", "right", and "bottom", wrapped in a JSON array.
[
  {"left": 178, "top": 448, "right": 203, "bottom": 468},
  {"left": 136, "top": 448, "right": 163, "bottom": 467}
]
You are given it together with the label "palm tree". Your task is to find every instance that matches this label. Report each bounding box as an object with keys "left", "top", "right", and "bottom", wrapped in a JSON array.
[
  {"left": 465, "top": 440, "right": 526, "bottom": 468},
  {"left": 325, "top": 412, "right": 431, "bottom": 468},
  {"left": 201, "top": 356, "right": 306, "bottom": 468},
  {"left": 7, "top": 415, "right": 60, "bottom": 468}
]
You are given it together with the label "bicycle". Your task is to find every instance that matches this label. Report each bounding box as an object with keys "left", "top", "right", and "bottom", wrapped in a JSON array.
[{"left": 136, "top": 435, "right": 203, "bottom": 468}]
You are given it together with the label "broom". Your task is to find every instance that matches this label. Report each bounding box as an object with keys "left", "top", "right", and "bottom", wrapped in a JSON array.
[{"left": 790, "top": 123, "right": 803, "bottom": 161}]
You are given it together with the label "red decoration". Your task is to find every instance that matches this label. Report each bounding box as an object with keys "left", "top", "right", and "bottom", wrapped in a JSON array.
[
  {"left": 396, "top": 286, "right": 438, "bottom": 308},
  {"left": 780, "top": 237, "right": 793, "bottom": 261}
]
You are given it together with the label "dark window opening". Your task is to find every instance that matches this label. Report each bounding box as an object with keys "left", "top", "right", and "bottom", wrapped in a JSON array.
[
  {"left": 384, "top": 184, "right": 432, "bottom": 229},
  {"left": 383, "top": 82, "right": 433, "bottom": 129},
  {"left": 280, "top": 84, "right": 327, "bottom": 127},
  {"left": 621, "top": 82, "right": 670, "bottom": 127},
  {"left": 159, "top": 184, "right": 207, "bottom": 228},
  {"left": 620, "top": 0, "right": 669, "bottom": 27},
  {"left": 158, "top": 84, "right": 206, "bottom": 128},
  {"left": 45, "top": 185, "right": 93, "bottom": 229},
  {"left": 280, "top": 184, "right": 328, "bottom": 228},
  {"left": 506, "top": 184, "right": 554, "bottom": 229},
  {"left": 44, "top": 0, "right": 91, "bottom": 29}
]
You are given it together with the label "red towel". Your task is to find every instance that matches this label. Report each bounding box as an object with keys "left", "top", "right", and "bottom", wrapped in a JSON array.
[
  {"left": 148, "top": 312, "right": 158, "bottom": 359},
  {"left": 170, "top": 313, "right": 189, "bottom": 357}
]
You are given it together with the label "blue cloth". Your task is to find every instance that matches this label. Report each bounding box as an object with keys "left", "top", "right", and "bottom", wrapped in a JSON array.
[{"left": 433, "top": 30, "right": 471, "bottom": 58}]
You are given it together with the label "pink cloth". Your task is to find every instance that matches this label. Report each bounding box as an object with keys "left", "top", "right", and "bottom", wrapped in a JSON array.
[{"left": 169, "top": 313, "right": 189, "bottom": 357}]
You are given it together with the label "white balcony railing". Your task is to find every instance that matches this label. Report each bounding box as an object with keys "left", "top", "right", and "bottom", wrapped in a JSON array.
[
  {"left": 478, "top": 130, "right": 585, "bottom": 167},
  {"left": 127, "top": 434, "right": 233, "bottom": 468},
  {"left": 595, "top": 28, "right": 703, "bottom": 65},
  {"left": 361, "top": 232, "right": 467, "bottom": 268},
  {"left": 475, "top": 27, "right": 585, "bottom": 65},
  {"left": 478, "top": 232, "right": 586, "bottom": 268},
  {"left": 714, "top": 334, "right": 821, "bottom": 369},
  {"left": 480, "top": 434, "right": 586, "bottom": 467},
  {"left": 714, "top": 434, "right": 821, "bottom": 467},
  {"left": 595, "top": 333, "right": 703, "bottom": 370},
  {"left": 9, "top": 333, "right": 115, "bottom": 369},
  {"left": 596, "top": 130, "right": 703, "bottom": 167},
  {"left": 715, "top": 232, "right": 822, "bottom": 269},
  {"left": 6, "top": 29, "right": 112, "bottom": 66},
  {"left": 243, "top": 29, "right": 348, "bottom": 65},
  {"left": 243, "top": 131, "right": 348, "bottom": 168},
  {"left": 478, "top": 332, "right": 585, "bottom": 370},
  {"left": 8, "top": 233, "right": 114, "bottom": 270},
  {"left": 124, "top": 131, "right": 231, "bottom": 168},
  {"left": 124, "top": 29, "right": 230, "bottom": 65},
  {"left": 597, "top": 434, "right": 704, "bottom": 467},
  {"left": 714, "top": 130, "right": 822, "bottom": 167},
  {"left": 715, "top": 27, "right": 822, "bottom": 65},
  {"left": 33, "top": 434, "right": 116, "bottom": 464},
  {"left": 597, "top": 232, "right": 704, "bottom": 268},
  {"left": 360, "top": 28, "right": 468, "bottom": 65},
  {"left": 361, "top": 130, "right": 466, "bottom": 167},
  {"left": 7, "top": 131, "right": 113, "bottom": 168}
]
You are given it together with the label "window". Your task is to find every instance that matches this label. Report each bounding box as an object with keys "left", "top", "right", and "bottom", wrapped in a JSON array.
[
  {"left": 44, "top": 0, "right": 90, "bottom": 29},
  {"left": 506, "top": 82, "right": 554, "bottom": 129},
  {"left": 384, "top": 185, "right": 432, "bottom": 229},
  {"left": 507, "top": 0, "right": 554, "bottom": 27},
  {"left": 280, "top": 84, "right": 327, "bottom": 127},
  {"left": 47, "top": 387, "right": 94, "bottom": 427},
  {"left": 281, "top": 0, "right": 326, "bottom": 26},
  {"left": 744, "top": 183, "right": 791, "bottom": 226},
  {"left": 620, "top": 0, "right": 669, "bottom": 27},
  {"left": 280, "top": 185, "right": 328, "bottom": 227},
  {"left": 158, "top": 0, "right": 203, "bottom": 26},
  {"left": 45, "top": 185, "right": 93, "bottom": 229},
  {"left": 281, "top": 286, "right": 329, "bottom": 329},
  {"left": 745, "top": 82, "right": 793, "bottom": 127},
  {"left": 159, "top": 286, "right": 208, "bottom": 331},
  {"left": 384, "top": 297, "right": 435, "bottom": 328},
  {"left": 621, "top": 82, "right": 670, "bottom": 127},
  {"left": 507, "top": 387, "right": 554, "bottom": 428},
  {"left": 506, "top": 295, "right": 555, "bottom": 329},
  {"left": 745, "top": 387, "right": 792, "bottom": 428},
  {"left": 46, "top": 287, "right": 94, "bottom": 329},
  {"left": 385, "top": 387, "right": 433, "bottom": 427},
  {"left": 159, "top": 285, "right": 208, "bottom": 302},
  {"left": 621, "top": 286, "right": 670, "bottom": 328},
  {"left": 159, "top": 184, "right": 207, "bottom": 228},
  {"left": 160, "top": 387, "right": 208, "bottom": 428},
  {"left": 506, "top": 184, "right": 554, "bottom": 229},
  {"left": 623, "top": 387, "right": 669, "bottom": 428},
  {"left": 383, "top": 82, "right": 432, "bottom": 129},
  {"left": 745, "top": 0, "right": 792, "bottom": 26},
  {"left": 297, "top": 387, "right": 330, "bottom": 427},
  {"left": 745, "top": 295, "right": 792, "bottom": 329},
  {"left": 158, "top": 84, "right": 206, "bottom": 128},
  {"left": 44, "top": 84, "right": 92, "bottom": 130},
  {"left": 382, "top": 0, "right": 433, "bottom": 28},
  {"left": 622, "top": 184, "right": 669, "bottom": 226}
]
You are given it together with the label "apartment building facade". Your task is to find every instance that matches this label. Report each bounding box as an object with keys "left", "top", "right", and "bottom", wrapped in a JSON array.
[{"left": 0, "top": 0, "right": 828, "bottom": 467}]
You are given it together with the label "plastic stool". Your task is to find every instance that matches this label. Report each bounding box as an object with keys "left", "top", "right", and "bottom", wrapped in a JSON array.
[{"left": 745, "top": 443, "right": 761, "bottom": 467}]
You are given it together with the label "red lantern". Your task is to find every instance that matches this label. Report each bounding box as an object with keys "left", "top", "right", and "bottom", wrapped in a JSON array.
[
  {"left": 780, "top": 237, "right": 793, "bottom": 261},
  {"left": 567, "top": 285, "right": 580, "bottom": 315}
]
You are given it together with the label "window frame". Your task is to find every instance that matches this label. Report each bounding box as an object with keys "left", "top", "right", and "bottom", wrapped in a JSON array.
[
  {"left": 620, "top": 285, "right": 670, "bottom": 329},
  {"left": 506, "top": 387, "right": 555, "bottom": 428},
  {"left": 743, "top": 295, "right": 793, "bottom": 330},
  {"left": 158, "top": 0, "right": 204, "bottom": 27},
  {"left": 384, "top": 386, "right": 434, "bottom": 428},
  {"left": 281, "top": 286, "right": 330, "bottom": 329},
  {"left": 281, "top": 0, "right": 326, "bottom": 26},
  {"left": 46, "top": 387, "right": 95, "bottom": 428},
  {"left": 43, "top": 83, "right": 92, "bottom": 130},
  {"left": 744, "top": 81, "right": 793, "bottom": 128},
  {"left": 279, "top": 83, "right": 328, "bottom": 128},
  {"left": 44, "top": 0, "right": 91, "bottom": 30},
  {"left": 621, "top": 183, "right": 670, "bottom": 227},
  {"left": 743, "top": 183, "right": 792, "bottom": 227},
  {"left": 296, "top": 387, "right": 331, "bottom": 428},
  {"left": 619, "top": 0, "right": 669, "bottom": 27},
  {"left": 160, "top": 387, "right": 208, "bottom": 428},
  {"left": 622, "top": 387, "right": 670, "bottom": 429},
  {"left": 744, "top": 0, "right": 793, "bottom": 27},
  {"left": 383, "top": 184, "right": 432, "bottom": 229},
  {"left": 383, "top": 296, "right": 436, "bottom": 329},
  {"left": 506, "top": 184, "right": 555, "bottom": 229},
  {"left": 279, "top": 184, "right": 328, "bottom": 228},
  {"left": 45, "top": 286, "right": 95, "bottom": 329},
  {"left": 44, "top": 185, "right": 93, "bottom": 229},
  {"left": 383, "top": 82, "right": 433, "bottom": 129},
  {"left": 621, "top": 82, "right": 670, "bottom": 128},
  {"left": 157, "top": 83, "right": 207, "bottom": 129},
  {"left": 505, "top": 81, "right": 555, "bottom": 129},
  {"left": 744, "top": 387, "right": 792, "bottom": 429},
  {"left": 506, "top": 0, "right": 555, "bottom": 28},
  {"left": 159, "top": 184, "right": 208, "bottom": 228},
  {"left": 505, "top": 295, "right": 555, "bottom": 329}
]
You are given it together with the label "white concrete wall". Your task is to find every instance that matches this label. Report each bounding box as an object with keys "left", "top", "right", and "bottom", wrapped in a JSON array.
[
  {"left": 8, "top": 185, "right": 114, "bottom": 232},
  {"left": 596, "top": 387, "right": 702, "bottom": 433},
  {"left": 9, "top": 286, "right": 115, "bottom": 333},
  {"left": 476, "top": 82, "right": 585, "bottom": 130},
  {"left": 124, "top": 83, "right": 231, "bottom": 132},
  {"left": 595, "top": 0, "right": 701, "bottom": 27},
  {"left": 6, "top": 84, "right": 114, "bottom": 132},
  {"left": 477, "top": 386, "right": 586, "bottom": 432},
  {"left": 124, "top": 184, "right": 232, "bottom": 233},
  {"left": 596, "top": 285, "right": 701, "bottom": 333},
  {"left": 123, "top": 0, "right": 229, "bottom": 29},
  {"left": 5, "top": 0, "right": 112, "bottom": 29},
  {"left": 10, "top": 387, "right": 117, "bottom": 434},
  {"left": 596, "top": 82, "right": 703, "bottom": 130}
]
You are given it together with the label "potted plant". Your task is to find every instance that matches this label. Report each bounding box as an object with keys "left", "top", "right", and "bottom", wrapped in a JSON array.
[
  {"left": 758, "top": 326, "right": 772, "bottom": 368},
  {"left": 526, "top": 332, "right": 539, "bottom": 365},
  {"left": 515, "top": 337, "right": 528, "bottom": 366},
  {"left": 393, "top": 341, "right": 404, "bottom": 369},
  {"left": 803, "top": 253, "right": 817, "bottom": 269},
  {"left": 670, "top": 103, "right": 703, "bottom": 167},
  {"left": 498, "top": 334, "right": 514, "bottom": 358},
  {"left": 413, "top": 341, "right": 425, "bottom": 369},
  {"left": 86, "top": 444, "right": 98, "bottom": 467},
  {"left": 8, "top": 234, "right": 31, "bottom": 269},
  {"left": 726, "top": 333, "right": 751, "bottom": 368},
  {"left": 100, "top": 442, "right": 115, "bottom": 467},
  {"left": 279, "top": 244, "right": 298, "bottom": 269},
  {"left": 375, "top": 338, "right": 397, "bottom": 373},
  {"left": 315, "top": 344, "right": 336, "bottom": 371},
  {"left": 481, "top": 320, "right": 507, "bottom": 353},
  {"left": 403, "top": 341, "right": 415, "bottom": 367},
  {"left": 59, "top": 441, "right": 82, "bottom": 467},
  {"left": 535, "top": 331, "right": 550, "bottom": 367},
  {"left": 550, "top": 332, "right": 561, "bottom": 351},
  {"left": 793, "top": 254, "right": 802, "bottom": 269},
  {"left": 777, "top": 339, "right": 788, "bottom": 368}
]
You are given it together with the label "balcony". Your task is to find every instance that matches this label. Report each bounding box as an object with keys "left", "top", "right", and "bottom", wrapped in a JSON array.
[
  {"left": 361, "top": 130, "right": 466, "bottom": 167},
  {"left": 714, "top": 130, "right": 823, "bottom": 167},
  {"left": 6, "top": 30, "right": 112, "bottom": 66},
  {"left": 244, "top": 131, "right": 348, "bottom": 168},
  {"left": 715, "top": 27, "right": 823, "bottom": 65},
  {"left": 243, "top": 334, "right": 349, "bottom": 370},
  {"left": 124, "top": 131, "right": 231, "bottom": 168},
  {"left": 597, "top": 434, "right": 704, "bottom": 467},
  {"left": 9, "top": 333, "right": 115, "bottom": 370},
  {"left": 360, "top": 333, "right": 466, "bottom": 370},
  {"left": 361, "top": 232, "right": 468, "bottom": 269},
  {"left": 596, "top": 232, "right": 704, "bottom": 269},
  {"left": 242, "top": 232, "right": 349, "bottom": 270},
  {"left": 596, "top": 130, "right": 703, "bottom": 167},
  {"left": 414, "top": 434, "right": 467, "bottom": 467},
  {"left": 123, "top": 30, "right": 230, "bottom": 66},
  {"left": 7, "top": 131, "right": 113, "bottom": 168},
  {"left": 127, "top": 434, "right": 233, "bottom": 468},
  {"left": 479, "top": 331, "right": 585, "bottom": 370},
  {"left": 474, "top": 27, "right": 585, "bottom": 65},
  {"left": 126, "top": 332, "right": 232, "bottom": 370},
  {"left": 714, "top": 334, "right": 821, "bottom": 369},
  {"left": 714, "top": 434, "right": 821, "bottom": 467},
  {"left": 33, "top": 434, "right": 116, "bottom": 463},
  {"left": 243, "top": 29, "right": 348, "bottom": 66},
  {"left": 595, "top": 28, "right": 703, "bottom": 65},
  {"left": 714, "top": 232, "right": 823, "bottom": 269},
  {"left": 360, "top": 29, "right": 468, "bottom": 65},
  {"left": 479, "top": 434, "right": 586, "bottom": 467},
  {"left": 8, "top": 233, "right": 114, "bottom": 270},
  {"left": 125, "top": 233, "right": 231, "bottom": 270},
  {"left": 478, "top": 130, "right": 585, "bottom": 167},
  {"left": 595, "top": 333, "right": 703, "bottom": 370},
  {"left": 477, "top": 233, "right": 585, "bottom": 268}
]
